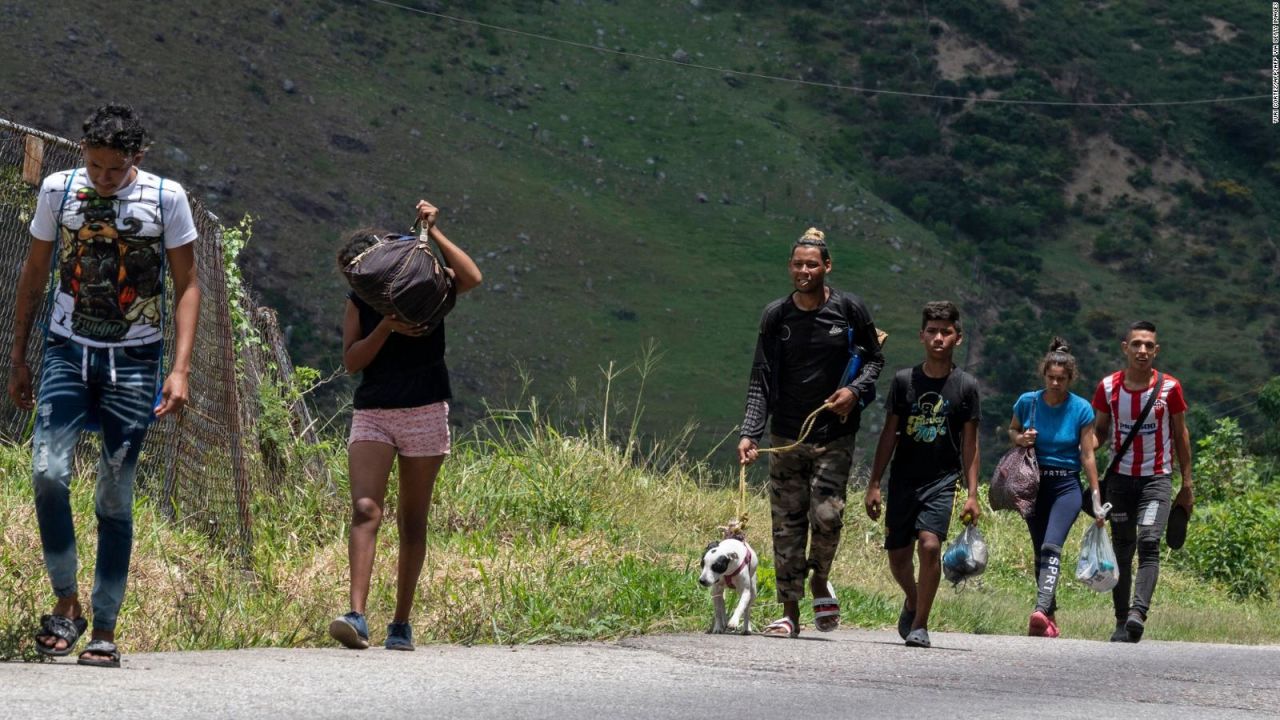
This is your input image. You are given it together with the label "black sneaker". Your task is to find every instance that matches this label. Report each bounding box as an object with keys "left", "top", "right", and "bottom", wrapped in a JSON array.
[
  {"left": 385, "top": 621, "right": 415, "bottom": 651},
  {"left": 1109, "top": 622, "right": 1130, "bottom": 643},
  {"left": 329, "top": 611, "right": 370, "bottom": 649},
  {"left": 897, "top": 601, "right": 915, "bottom": 640},
  {"left": 1125, "top": 611, "right": 1146, "bottom": 643}
]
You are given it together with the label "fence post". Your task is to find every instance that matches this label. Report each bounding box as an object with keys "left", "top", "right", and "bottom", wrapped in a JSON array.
[
  {"left": 254, "top": 306, "right": 334, "bottom": 492},
  {"left": 22, "top": 135, "right": 43, "bottom": 184}
]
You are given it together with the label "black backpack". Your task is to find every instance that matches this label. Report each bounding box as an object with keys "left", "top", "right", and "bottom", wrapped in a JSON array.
[{"left": 342, "top": 232, "right": 456, "bottom": 332}]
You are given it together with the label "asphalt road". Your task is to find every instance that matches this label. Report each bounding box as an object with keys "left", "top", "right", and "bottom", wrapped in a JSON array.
[{"left": 1, "top": 630, "right": 1276, "bottom": 719}]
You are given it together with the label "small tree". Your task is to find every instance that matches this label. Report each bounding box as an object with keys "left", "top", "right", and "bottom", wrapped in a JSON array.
[
  {"left": 1255, "top": 376, "right": 1280, "bottom": 483},
  {"left": 1193, "top": 417, "right": 1258, "bottom": 505}
]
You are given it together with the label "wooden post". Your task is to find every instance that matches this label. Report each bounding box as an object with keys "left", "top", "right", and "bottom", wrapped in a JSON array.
[
  {"left": 254, "top": 306, "right": 333, "bottom": 492},
  {"left": 22, "top": 135, "right": 44, "bottom": 184}
]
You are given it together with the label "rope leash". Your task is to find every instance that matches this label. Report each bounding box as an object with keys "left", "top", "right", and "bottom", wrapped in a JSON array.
[{"left": 732, "top": 401, "right": 835, "bottom": 534}]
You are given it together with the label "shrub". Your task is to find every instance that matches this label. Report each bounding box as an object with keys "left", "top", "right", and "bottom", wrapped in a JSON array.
[
  {"left": 1113, "top": 115, "right": 1160, "bottom": 161},
  {"left": 1256, "top": 376, "right": 1280, "bottom": 459},
  {"left": 1127, "top": 167, "right": 1154, "bottom": 190},
  {"left": 1177, "top": 488, "right": 1280, "bottom": 599},
  {"left": 1193, "top": 418, "right": 1258, "bottom": 505}
]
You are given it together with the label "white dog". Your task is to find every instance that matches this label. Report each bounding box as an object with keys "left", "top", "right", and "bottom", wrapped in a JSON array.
[{"left": 698, "top": 537, "right": 759, "bottom": 635}]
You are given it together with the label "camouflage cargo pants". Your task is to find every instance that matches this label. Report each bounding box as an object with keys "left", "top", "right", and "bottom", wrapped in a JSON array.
[{"left": 768, "top": 432, "right": 855, "bottom": 603}]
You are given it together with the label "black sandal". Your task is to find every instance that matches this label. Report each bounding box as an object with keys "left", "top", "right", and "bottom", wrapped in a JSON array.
[
  {"left": 34, "top": 614, "right": 87, "bottom": 657},
  {"left": 77, "top": 639, "right": 121, "bottom": 669}
]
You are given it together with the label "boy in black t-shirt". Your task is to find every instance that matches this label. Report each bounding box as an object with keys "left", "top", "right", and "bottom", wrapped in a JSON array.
[{"left": 864, "top": 301, "right": 981, "bottom": 648}]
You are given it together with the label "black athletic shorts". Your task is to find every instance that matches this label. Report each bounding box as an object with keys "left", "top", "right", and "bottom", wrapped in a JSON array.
[{"left": 884, "top": 472, "right": 959, "bottom": 550}]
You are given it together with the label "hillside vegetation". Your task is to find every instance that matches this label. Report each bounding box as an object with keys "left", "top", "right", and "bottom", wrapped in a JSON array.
[{"left": 2, "top": 0, "right": 1276, "bottom": 458}]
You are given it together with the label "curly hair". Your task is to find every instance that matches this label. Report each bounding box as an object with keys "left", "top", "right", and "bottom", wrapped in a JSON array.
[
  {"left": 336, "top": 227, "right": 389, "bottom": 271},
  {"left": 81, "top": 105, "right": 151, "bottom": 155}
]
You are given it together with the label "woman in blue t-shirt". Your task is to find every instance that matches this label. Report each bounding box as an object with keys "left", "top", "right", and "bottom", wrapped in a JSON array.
[{"left": 1007, "top": 337, "right": 1106, "bottom": 638}]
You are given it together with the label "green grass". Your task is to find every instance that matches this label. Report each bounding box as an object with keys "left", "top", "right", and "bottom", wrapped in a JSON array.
[{"left": 2, "top": 396, "right": 1276, "bottom": 661}]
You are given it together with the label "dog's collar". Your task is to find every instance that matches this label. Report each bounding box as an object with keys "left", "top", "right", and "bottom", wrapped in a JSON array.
[{"left": 722, "top": 547, "right": 752, "bottom": 590}]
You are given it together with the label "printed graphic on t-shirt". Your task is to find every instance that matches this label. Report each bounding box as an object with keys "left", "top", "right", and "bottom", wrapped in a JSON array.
[
  {"left": 56, "top": 186, "right": 165, "bottom": 343},
  {"left": 906, "top": 392, "right": 951, "bottom": 443}
]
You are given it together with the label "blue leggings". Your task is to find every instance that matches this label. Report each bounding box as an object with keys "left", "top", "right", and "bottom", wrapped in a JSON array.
[{"left": 1025, "top": 467, "right": 1084, "bottom": 614}]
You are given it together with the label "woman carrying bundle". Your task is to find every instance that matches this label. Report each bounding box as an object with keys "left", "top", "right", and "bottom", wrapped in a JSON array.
[
  {"left": 1006, "top": 337, "right": 1106, "bottom": 638},
  {"left": 328, "top": 199, "right": 482, "bottom": 651}
]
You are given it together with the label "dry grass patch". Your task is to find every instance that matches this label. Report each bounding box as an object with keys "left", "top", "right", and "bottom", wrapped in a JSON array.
[{"left": 1065, "top": 134, "right": 1202, "bottom": 215}]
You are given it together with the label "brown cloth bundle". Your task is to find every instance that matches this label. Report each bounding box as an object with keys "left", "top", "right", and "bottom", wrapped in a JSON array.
[{"left": 342, "top": 232, "right": 456, "bottom": 332}]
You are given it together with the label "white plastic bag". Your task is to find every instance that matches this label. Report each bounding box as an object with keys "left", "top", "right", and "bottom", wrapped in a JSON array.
[
  {"left": 942, "top": 524, "right": 988, "bottom": 586},
  {"left": 1075, "top": 523, "right": 1119, "bottom": 592}
]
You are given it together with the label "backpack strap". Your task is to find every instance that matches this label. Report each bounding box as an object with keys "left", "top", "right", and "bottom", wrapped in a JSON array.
[
  {"left": 839, "top": 291, "right": 859, "bottom": 361},
  {"left": 39, "top": 170, "right": 81, "bottom": 337},
  {"left": 942, "top": 367, "right": 964, "bottom": 456},
  {"left": 902, "top": 366, "right": 918, "bottom": 429},
  {"left": 56, "top": 169, "right": 78, "bottom": 219},
  {"left": 156, "top": 176, "right": 170, "bottom": 331}
]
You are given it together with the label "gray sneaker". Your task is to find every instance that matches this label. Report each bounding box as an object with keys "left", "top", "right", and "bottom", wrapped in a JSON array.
[
  {"left": 904, "top": 627, "right": 931, "bottom": 648},
  {"left": 897, "top": 602, "right": 915, "bottom": 640},
  {"left": 1109, "top": 622, "right": 1130, "bottom": 643}
]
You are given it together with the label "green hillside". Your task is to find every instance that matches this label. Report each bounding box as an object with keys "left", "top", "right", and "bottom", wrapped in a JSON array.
[{"left": 3, "top": 0, "right": 1275, "bottom": 457}]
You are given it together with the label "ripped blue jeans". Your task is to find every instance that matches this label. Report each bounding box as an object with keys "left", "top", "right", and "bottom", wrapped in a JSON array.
[{"left": 32, "top": 334, "right": 162, "bottom": 632}]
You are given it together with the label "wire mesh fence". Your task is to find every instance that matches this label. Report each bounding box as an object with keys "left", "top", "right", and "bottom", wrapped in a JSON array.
[{"left": 0, "top": 117, "right": 280, "bottom": 554}]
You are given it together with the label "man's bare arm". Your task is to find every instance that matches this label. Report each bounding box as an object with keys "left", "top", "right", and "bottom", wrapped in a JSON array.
[{"left": 6, "top": 240, "right": 54, "bottom": 410}]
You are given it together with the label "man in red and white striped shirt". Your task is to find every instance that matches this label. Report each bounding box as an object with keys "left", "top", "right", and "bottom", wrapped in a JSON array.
[{"left": 1092, "top": 320, "right": 1193, "bottom": 643}]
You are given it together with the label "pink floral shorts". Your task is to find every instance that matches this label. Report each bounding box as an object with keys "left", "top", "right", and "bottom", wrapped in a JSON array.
[{"left": 348, "top": 401, "right": 451, "bottom": 457}]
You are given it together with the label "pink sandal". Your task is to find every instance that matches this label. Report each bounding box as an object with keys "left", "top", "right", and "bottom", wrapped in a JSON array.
[{"left": 761, "top": 617, "right": 799, "bottom": 638}]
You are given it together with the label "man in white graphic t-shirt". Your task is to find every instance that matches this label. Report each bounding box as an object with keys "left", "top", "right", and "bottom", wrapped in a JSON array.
[
  {"left": 1092, "top": 320, "right": 1192, "bottom": 643},
  {"left": 7, "top": 105, "right": 200, "bottom": 668}
]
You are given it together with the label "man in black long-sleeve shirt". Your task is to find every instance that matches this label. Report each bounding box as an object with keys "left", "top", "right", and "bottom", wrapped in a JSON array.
[{"left": 738, "top": 228, "right": 884, "bottom": 638}]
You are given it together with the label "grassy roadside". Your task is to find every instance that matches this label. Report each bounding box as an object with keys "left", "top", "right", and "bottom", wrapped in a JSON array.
[{"left": 1, "top": 406, "right": 1277, "bottom": 661}]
